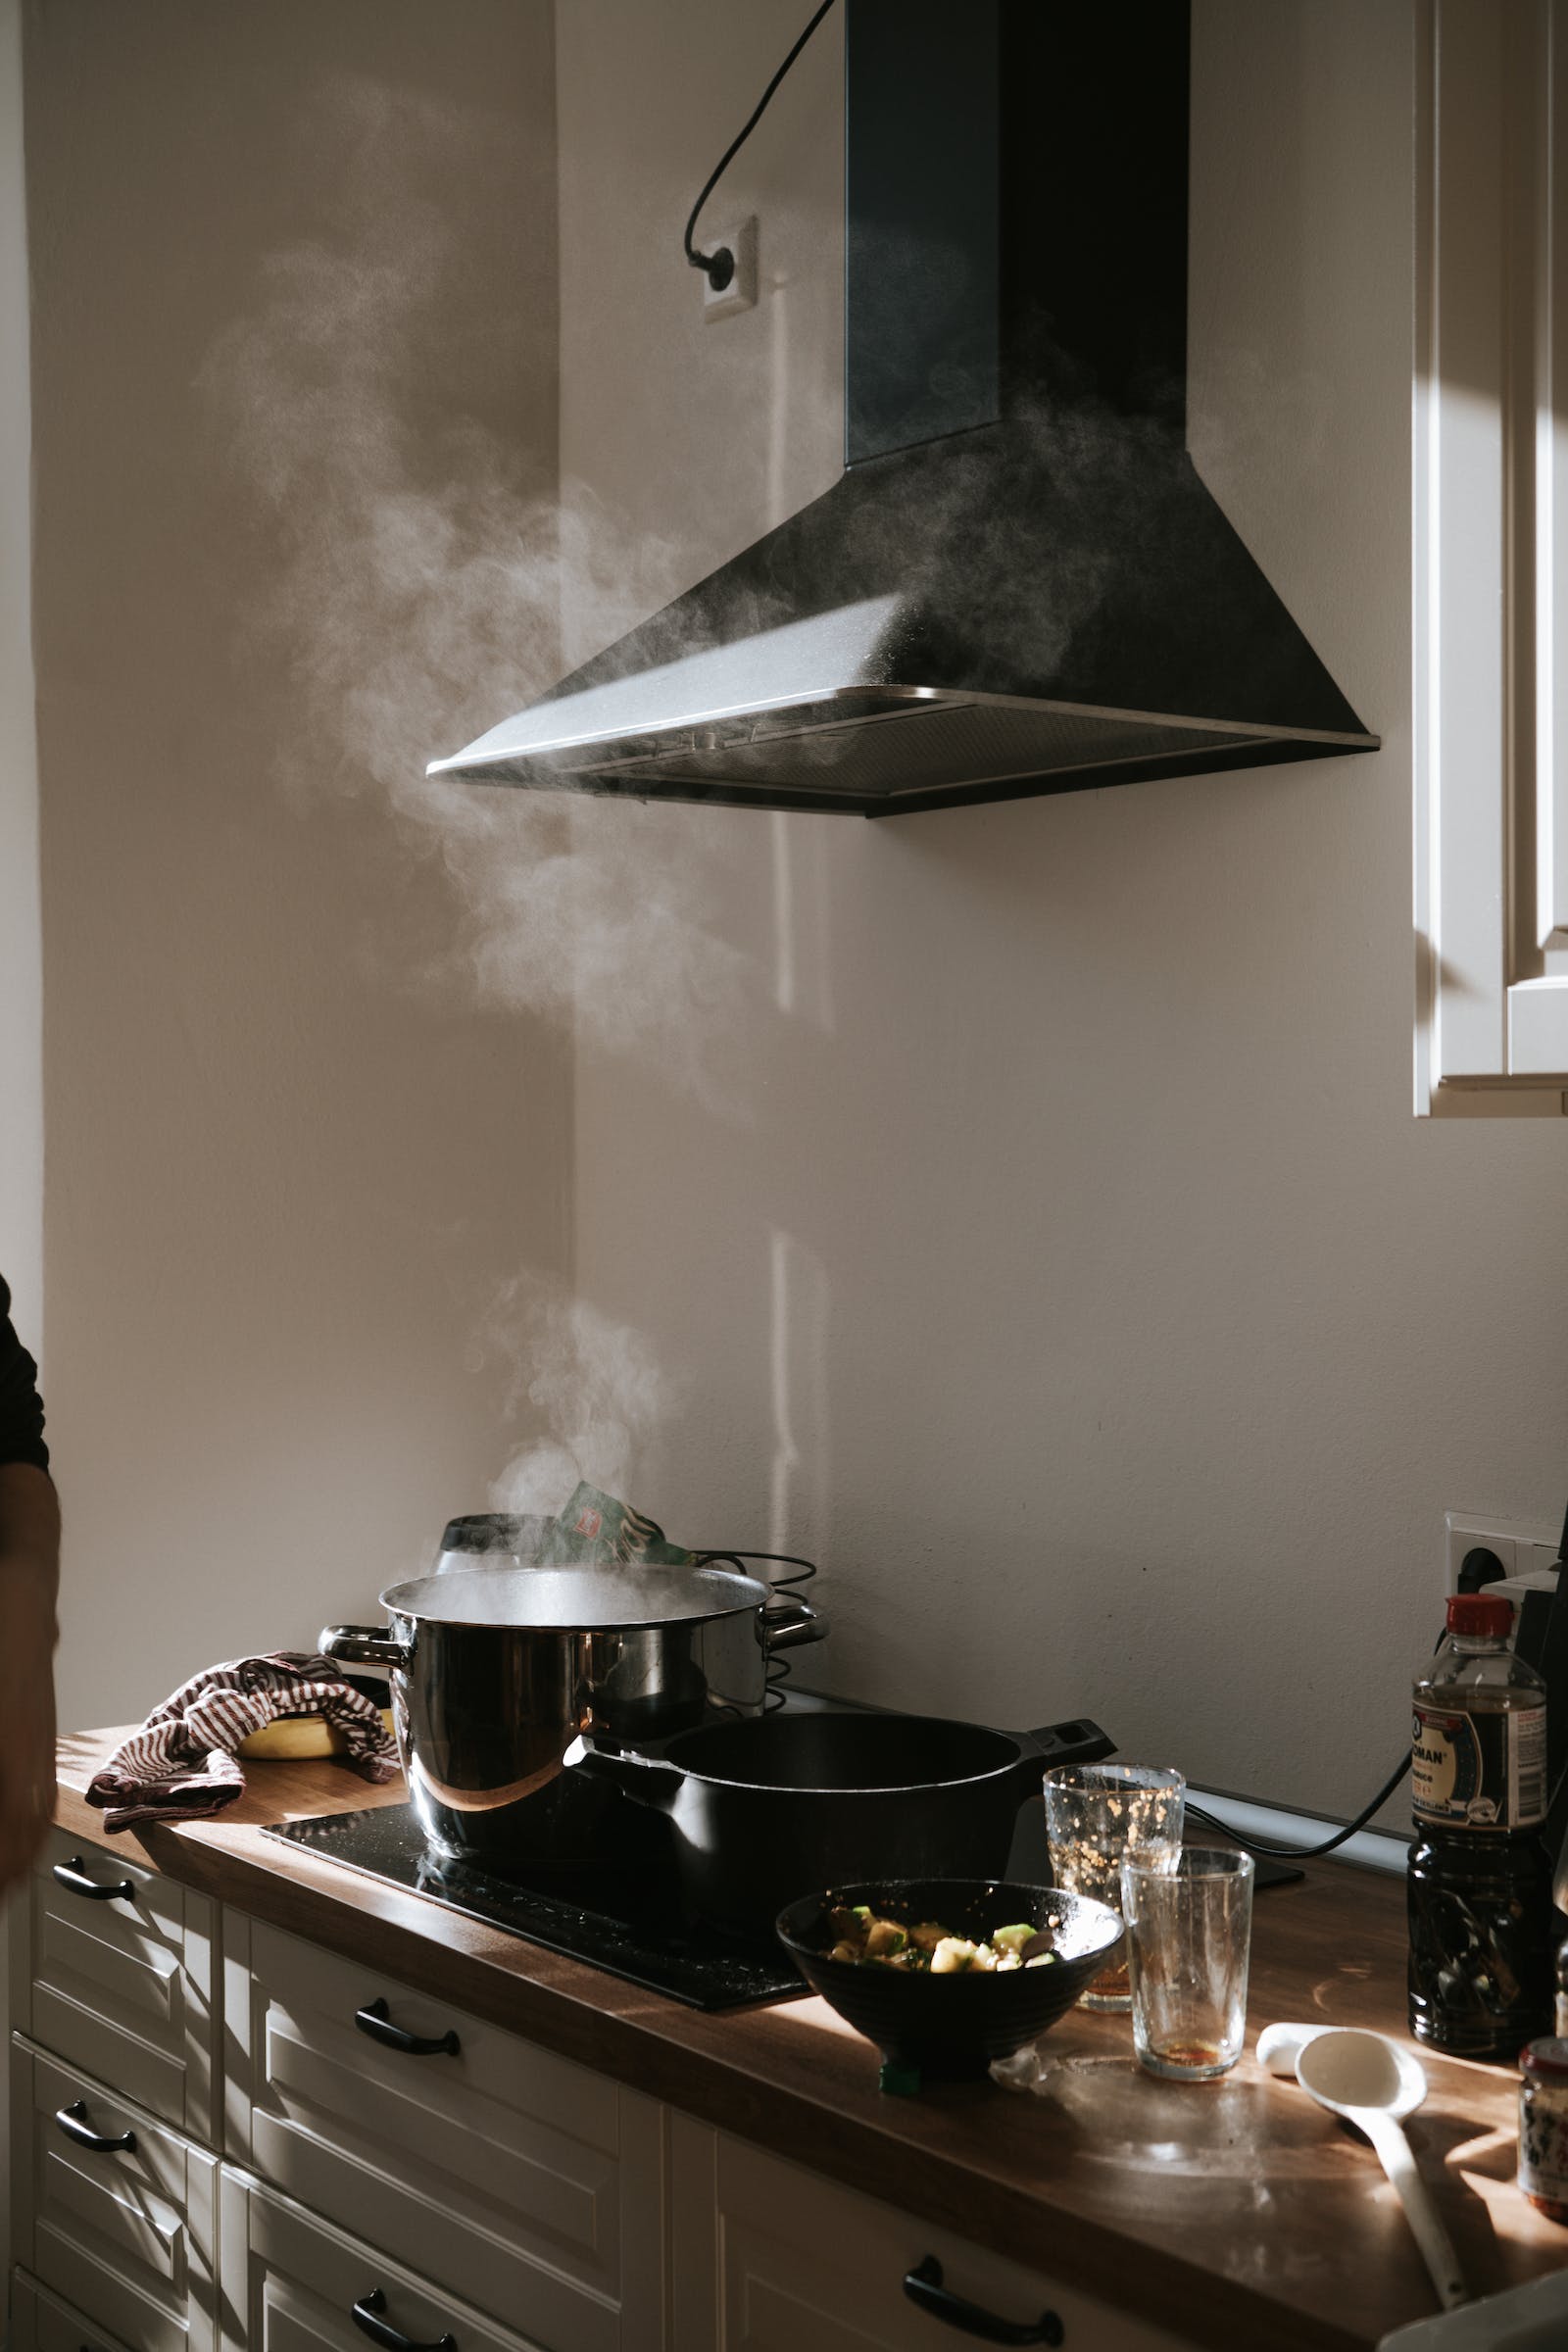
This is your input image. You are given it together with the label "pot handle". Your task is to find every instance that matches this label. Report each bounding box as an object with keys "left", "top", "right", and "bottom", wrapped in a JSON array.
[
  {"left": 565, "top": 1732, "right": 685, "bottom": 1813},
  {"left": 762, "top": 1596, "right": 828, "bottom": 1651},
  {"left": 1018, "top": 1718, "right": 1116, "bottom": 1777},
  {"left": 319, "top": 1623, "right": 407, "bottom": 1672}
]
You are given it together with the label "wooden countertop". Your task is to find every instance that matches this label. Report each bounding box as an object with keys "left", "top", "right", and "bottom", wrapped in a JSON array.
[{"left": 53, "top": 1733, "right": 1568, "bottom": 2352}]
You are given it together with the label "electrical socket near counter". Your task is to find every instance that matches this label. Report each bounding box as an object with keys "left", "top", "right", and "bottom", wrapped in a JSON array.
[
  {"left": 702, "top": 217, "right": 758, "bottom": 321},
  {"left": 1443, "top": 1509, "right": 1562, "bottom": 1595}
]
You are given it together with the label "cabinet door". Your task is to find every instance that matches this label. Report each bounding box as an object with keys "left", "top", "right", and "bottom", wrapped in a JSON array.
[
  {"left": 223, "top": 1912, "right": 664, "bottom": 2352},
  {"left": 669, "top": 2117, "right": 1196, "bottom": 2352},
  {"left": 11, "top": 1827, "right": 217, "bottom": 2141},
  {"left": 217, "top": 2174, "right": 550, "bottom": 2352},
  {"left": 10, "top": 2039, "right": 218, "bottom": 2352},
  {"left": 1415, "top": 0, "right": 1568, "bottom": 1109},
  {"left": 10, "top": 2267, "right": 136, "bottom": 2352}
]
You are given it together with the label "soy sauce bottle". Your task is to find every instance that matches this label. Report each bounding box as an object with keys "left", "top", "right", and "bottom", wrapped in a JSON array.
[{"left": 1407, "top": 1593, "right": 1553, "bottom": 2059}]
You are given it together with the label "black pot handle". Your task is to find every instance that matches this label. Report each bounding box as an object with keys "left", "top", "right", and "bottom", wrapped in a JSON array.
[
  {"left": 351, "top": 2289, "right": 456, "bottom": 2352},
  {"left": 902, "top": 2256, "right": 1063, "bottom": 2345},
  {"left": 566, "top": 1733, "right": 685, "bottom": 1813},
  {"left": 53, "top": 1855, "right": 135, "bottom": 1903},
  {"left": 354, "top": 1997, "right": 460, "bottom": 2057},
  {"left": 1021, "top": 1718, "right": 1114, "bottom": 1773},
  {"left": 56, "top": 2101, "right": 136, "bottom": 2155}
]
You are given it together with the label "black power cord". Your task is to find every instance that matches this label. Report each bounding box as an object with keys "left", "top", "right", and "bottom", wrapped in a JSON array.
[
  {"left": 1186, "top": 1749, "right": 1412, "bottom": 1863},
  {"left": 1186, "top": 1621, "right": 1465, "bottom": 1862},
  {"left": 682, "top": 0, "right": 839, "bottom": 291}
]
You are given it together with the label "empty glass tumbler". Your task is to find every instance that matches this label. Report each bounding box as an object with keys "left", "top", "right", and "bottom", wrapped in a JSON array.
[
  {"left": 1042, "top": 1762, "right": 1186, "bottom": 2011},
  {"left": 1121, "top": 1846, "right": 1255, "bottom": 2080}
]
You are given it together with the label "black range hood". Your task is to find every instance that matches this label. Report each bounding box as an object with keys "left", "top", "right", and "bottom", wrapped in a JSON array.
[{"left": 429, "top": 0, "right": 1377, "bottom": 818}]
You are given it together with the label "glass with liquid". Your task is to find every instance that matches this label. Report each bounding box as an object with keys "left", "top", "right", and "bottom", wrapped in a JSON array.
[
  {"left": 1043, "top": 1762, "right": 1185, "bottom": 2011},
  {"left": 1121, "top": 1846, "right": 1254, "bottom": 2080}
]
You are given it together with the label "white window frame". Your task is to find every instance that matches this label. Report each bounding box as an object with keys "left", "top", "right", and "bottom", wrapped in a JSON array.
[{"left": 1415, "top": 0, "right": 1568, "bottom": 1113}]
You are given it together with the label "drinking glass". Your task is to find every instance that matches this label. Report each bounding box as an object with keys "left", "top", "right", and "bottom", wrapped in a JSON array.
[
  {"left": 1120, "top": 1846, "right": 1255, "bottom": 2081},
  {"left": 1042, "top": 1763, "right": 1185, "bottom": 2011}
]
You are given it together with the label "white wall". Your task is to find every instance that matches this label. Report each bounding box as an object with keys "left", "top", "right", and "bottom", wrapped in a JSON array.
[
  {"left": 0, "top": 0, "right": 40, "bottom": 1346},
  {"left": 557, "top": 0, "right": 1568, "bottom": 1815},
  {"left": 24, "top": 0, "right": 571, "bottom": 1731},
  {"left": 0, "top": 0, "right": 37, "bottom": 2276}
]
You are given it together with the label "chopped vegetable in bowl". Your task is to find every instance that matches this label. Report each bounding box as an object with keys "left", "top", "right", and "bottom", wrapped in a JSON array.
[{"left": 825, "top": 1904, "right": 1058, "bottom": 1973}]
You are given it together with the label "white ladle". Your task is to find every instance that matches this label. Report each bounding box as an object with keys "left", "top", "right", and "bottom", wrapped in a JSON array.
[{"left": 1295, "top": 2029, "right": 1468, "bottom": 2314}]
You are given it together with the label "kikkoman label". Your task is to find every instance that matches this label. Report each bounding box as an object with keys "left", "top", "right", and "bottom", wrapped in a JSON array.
[{"left": 1411, "top": 1701, "right": 1547, "bottom": 1830}]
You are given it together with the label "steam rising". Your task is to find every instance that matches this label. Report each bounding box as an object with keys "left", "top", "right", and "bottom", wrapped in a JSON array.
[
  {"left": 200, "top": 74, "right": 750, "bottom": 1096},
  {"left": 199, "top": 76, "right": 734, "bottom": 1507},
  {"left": 478, "top": 1275, "right": 677, "bottom": 1522}
]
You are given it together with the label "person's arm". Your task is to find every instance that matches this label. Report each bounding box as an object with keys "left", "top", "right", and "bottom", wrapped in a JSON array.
[
  {"left": 0, "top": 1282, "right": 58, "bottom": 1892},
  {"left": 0, "top": 1462, "right": 58, "bottom": 1889}
]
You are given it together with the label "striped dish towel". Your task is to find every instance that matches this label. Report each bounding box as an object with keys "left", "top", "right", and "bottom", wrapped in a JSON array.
[{"left": 86, "top": 1652, "right": 400, "bottom": 1832}]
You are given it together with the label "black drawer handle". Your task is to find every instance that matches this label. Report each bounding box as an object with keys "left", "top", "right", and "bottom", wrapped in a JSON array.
[
  {"left": 55, "top": 2100, "right": 137, "bottom": 2155},
  {"left": 903, "top": 2256, "right": 1064, "bottom": 2346},
  {"left": 351, "top": 2288, "right": 457, "bottom": 2352},
  {"left": 53, "top": 1856, "right": 134, "bottom": 1903},
  {"left": 354, "top": 1997, "right": 460, "bottom": 2057}
]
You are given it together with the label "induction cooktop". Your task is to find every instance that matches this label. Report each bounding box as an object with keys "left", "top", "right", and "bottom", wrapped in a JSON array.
[{"left": 265, "top": 1795, "right": 805, "bottom": 2012}]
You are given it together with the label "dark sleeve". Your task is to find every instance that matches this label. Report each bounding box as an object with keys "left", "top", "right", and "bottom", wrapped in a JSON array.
[{"left": 0, "top": 1277, "right": 50, "bottom": 1475}]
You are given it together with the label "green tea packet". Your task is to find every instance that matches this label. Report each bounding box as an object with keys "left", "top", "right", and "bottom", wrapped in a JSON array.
[{"left": 543, "top": 1481, "right": 696, "bottom": 1567}]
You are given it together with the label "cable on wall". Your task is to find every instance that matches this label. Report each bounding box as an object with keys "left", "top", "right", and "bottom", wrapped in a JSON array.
[{"left": 682, "top": 0, "right": 839, "bottom": 291}]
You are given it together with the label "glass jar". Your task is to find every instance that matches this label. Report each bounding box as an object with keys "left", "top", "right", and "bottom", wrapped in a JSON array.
[{"left": 1519, "top": 2037, "right": 1568, "bottom": 2221}]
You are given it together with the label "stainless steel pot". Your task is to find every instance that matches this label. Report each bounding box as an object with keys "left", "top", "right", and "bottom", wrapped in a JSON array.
[{"left": 319, "top": 1562, "right": 825, "bottom": 1861}]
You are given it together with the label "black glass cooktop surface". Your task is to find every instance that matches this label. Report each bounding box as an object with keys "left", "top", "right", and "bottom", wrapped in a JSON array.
[{"left": 263, "top": 1798, "right": 808, "bottom": 2012}]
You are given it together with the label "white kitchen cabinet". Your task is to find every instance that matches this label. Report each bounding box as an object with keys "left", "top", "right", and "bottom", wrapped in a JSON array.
[
  {"left": 222, "top": 1912, "right": 664, "bottom": 2352},
  {"left": 217, "top": 2174, "right": 548, "bottom": 2352},
  {"left": 8, "top": 1823, "right": 1215, "bottom": 2352},
  {"left": 667, "top": 2113, "right": 1197, "bottom": 2352},
  {"left": 9, "top": 2038, "right": 219, "bottom": 2352},
  {"left": 9, "top": 1827, "right": 217, "bottom": 2141},
  {"left": 1415, "top": 0, "right": 1568, "bottom": 1112},
  {"left": 10, "top": 2267, "right": 138, "bottom": 2352}
]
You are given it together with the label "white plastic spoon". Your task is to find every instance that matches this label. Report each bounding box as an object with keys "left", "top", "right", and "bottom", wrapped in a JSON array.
[
  {"left": 1255, "top": 2020, "right": 1331, "bottom": 2076},
  {"left": 1295, "top": 2029, "right": 1468, "bottom": 2314}
]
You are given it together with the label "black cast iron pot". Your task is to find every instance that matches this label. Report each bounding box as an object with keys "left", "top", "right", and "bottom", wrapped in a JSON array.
[{"left": 572, "top": 1709, "right": 1113, "bottom": 1932}]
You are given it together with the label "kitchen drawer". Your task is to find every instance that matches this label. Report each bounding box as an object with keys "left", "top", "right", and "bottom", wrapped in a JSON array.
[
  {"left": 223, "top": 1912, "right": 663, "bottom": 2352},
  {"left": 10, "top": 2038, "right": 218, "bottom": 2352},
  {"left": 669, "top": 2118, "right": 1197, "bottom": 2352},
  {"left": 11, "top": 2265, "right": 137, "bottom": 2352},
  {"left": 218, "top": 2172, "right": 552, "bottom": 2352},
  {"left": 10, "top": 1827, "right": 216, "bottom": 2140}
]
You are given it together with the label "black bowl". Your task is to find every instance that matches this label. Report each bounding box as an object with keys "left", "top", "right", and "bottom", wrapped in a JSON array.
[{"left": 776, "top": 1877, "right": 1123, "bottom": 2082}]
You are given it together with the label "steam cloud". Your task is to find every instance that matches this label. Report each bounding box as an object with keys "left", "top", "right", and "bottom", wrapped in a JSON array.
[
  {"left": 477, "top": 1275, "right": 677, "bottom": 1523},
  {"left": 199, "top": 75, "right": 740, "bottom": 1509},
  {"left": 200, "top": 74, "right": 751, "bottom": 1099}
]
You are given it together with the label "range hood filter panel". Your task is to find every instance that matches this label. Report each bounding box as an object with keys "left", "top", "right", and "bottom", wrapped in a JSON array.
[{"left": 492, "top": 700, "right": 1274, "bottom": 817}]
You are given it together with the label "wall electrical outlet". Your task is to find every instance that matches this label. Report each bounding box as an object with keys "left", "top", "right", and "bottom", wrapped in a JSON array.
[
  {"left": 1443, "top": 1508, "right": 1561, "bottom": 1595},
  {"left": 702, "top": 217, "right": 758, "bottom": 322}
]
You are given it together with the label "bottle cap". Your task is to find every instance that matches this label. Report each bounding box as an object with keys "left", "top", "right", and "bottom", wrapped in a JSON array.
[
  {"left": 1446, "top": 1593, "right": 1512, "bottom": 1638},
  {"left": 1520, "top": 2037, "right": 1568, "bottom": 2081}
]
